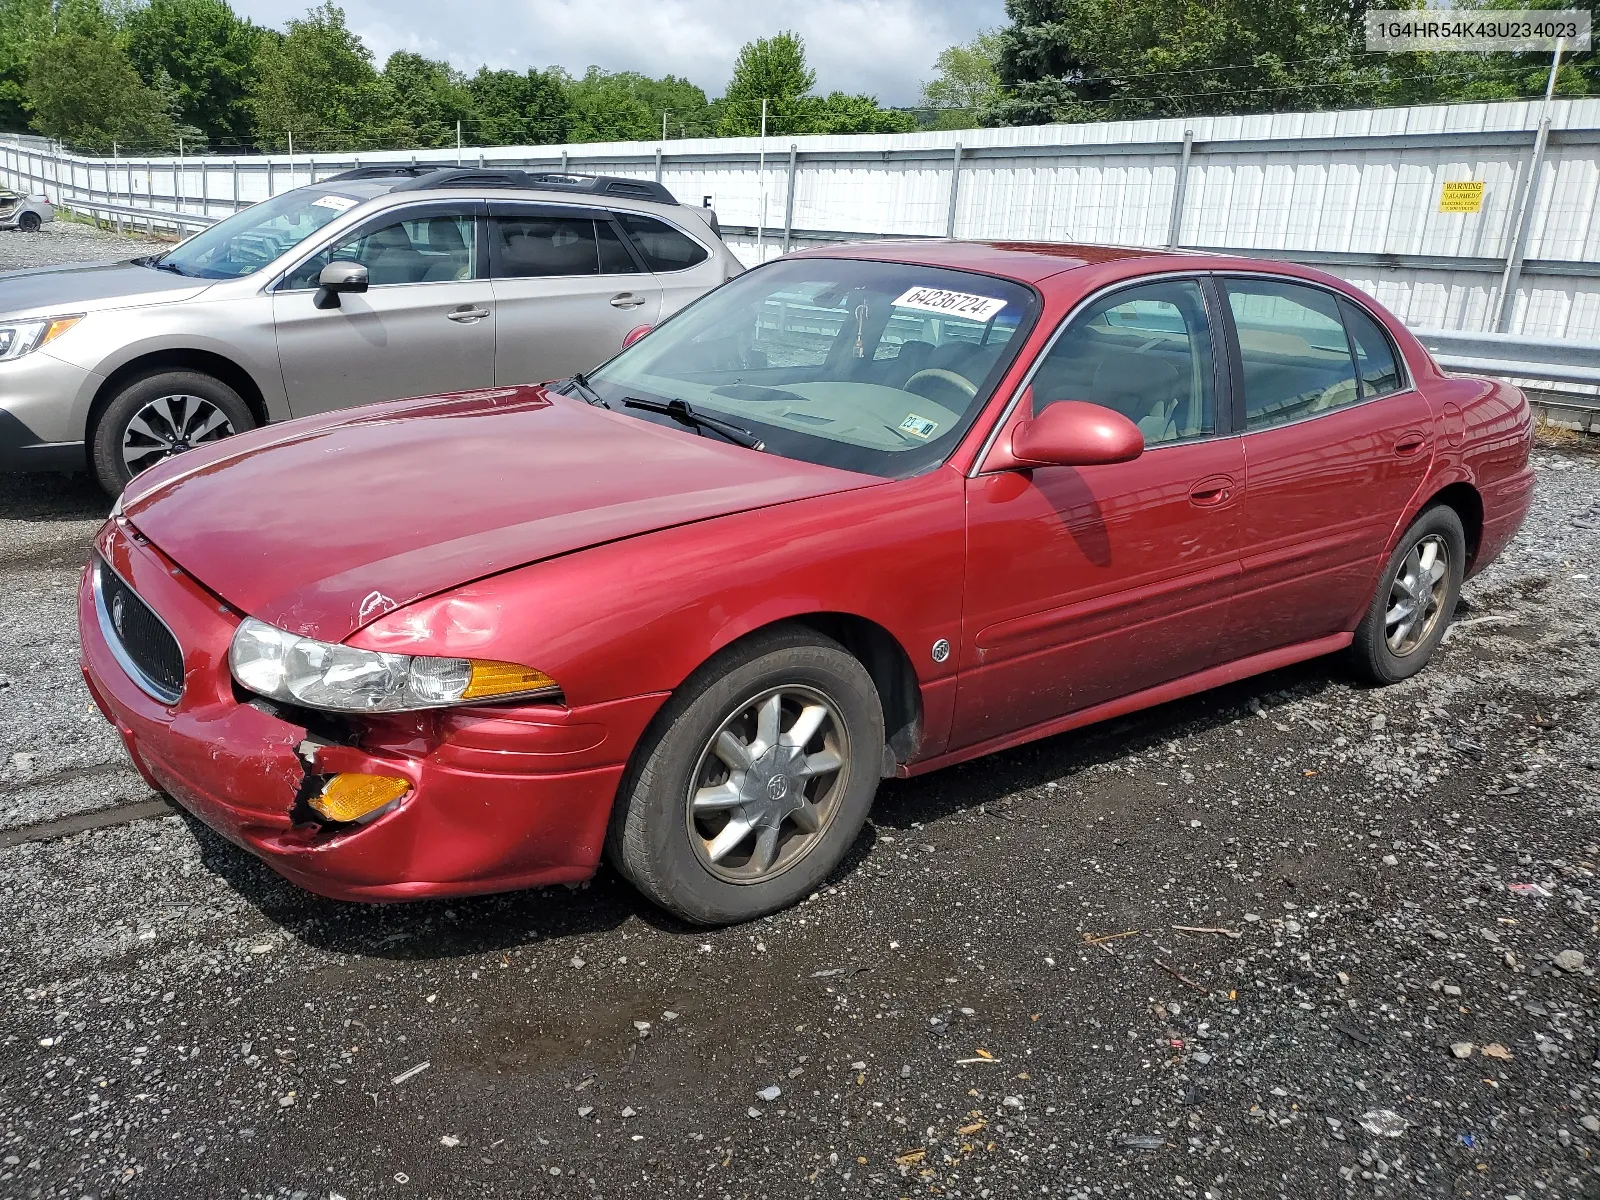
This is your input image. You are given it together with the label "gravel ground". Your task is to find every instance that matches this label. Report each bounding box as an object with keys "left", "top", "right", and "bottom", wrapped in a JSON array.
[
  {"left": 1, "top": 228, "right": 1597, "bottom": 1200},
  {"left": 0, "top": 220, "right": 166, "bottom": 273},
  {"left": 0, "top": 454, "right": 1595, "bottom": 1200}
]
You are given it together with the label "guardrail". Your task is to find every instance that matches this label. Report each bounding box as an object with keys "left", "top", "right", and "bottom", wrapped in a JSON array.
[
  {"left": 1414, "top": 329, "right": 1600, "bottom": 387},
  {"left": 1414, "top": 329, "right": 1600, "bottom": 430},
  {"left": 58, "top": 197, "right": 218, "bottom": 236}
]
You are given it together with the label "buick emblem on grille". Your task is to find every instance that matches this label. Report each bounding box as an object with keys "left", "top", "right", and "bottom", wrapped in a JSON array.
[{"left": 110, "top": 592, "right": 126, "bottom": 638}]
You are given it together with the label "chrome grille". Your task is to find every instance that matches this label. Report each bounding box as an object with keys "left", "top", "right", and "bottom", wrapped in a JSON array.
[{"left": 94, "top": 558, "right": 184, "bottom": 703}]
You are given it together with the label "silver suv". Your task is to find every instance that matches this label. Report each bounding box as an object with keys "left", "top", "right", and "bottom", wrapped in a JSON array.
[{"left": 0, "top": 167, "right": 742, "bottom": 494}]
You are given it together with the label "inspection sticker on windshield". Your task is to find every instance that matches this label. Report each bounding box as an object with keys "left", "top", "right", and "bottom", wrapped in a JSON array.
[
  {"left": 899, "top": 413, "right": 939, "bottom": 439},
  {"left": 311, "top": 195, "right": 357, "bottom": 212},
  {"left": 893, "top": 286, "right": 1008, "bottom": 322}
]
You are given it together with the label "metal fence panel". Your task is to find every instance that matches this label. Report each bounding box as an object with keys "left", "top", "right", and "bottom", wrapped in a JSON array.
[{"left": 6, "top": 97, "right": 1600, "bottom": 345}]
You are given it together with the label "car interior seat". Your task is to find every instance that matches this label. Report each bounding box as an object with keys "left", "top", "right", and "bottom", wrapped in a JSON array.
[
  {"left": 363, "top": 224, "right": 427, "bottom": 285},
  {"left": 1090, "top": 353, "right": 1183, "bottom": 443},
  {"left": 883, "top": 340, "right": 934, "bottom": 388},
  {"left": 422, "top": 218, "right": 472, "bottom": 281}
]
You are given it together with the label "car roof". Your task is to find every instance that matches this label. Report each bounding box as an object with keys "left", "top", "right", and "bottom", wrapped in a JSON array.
[
  {"left": 788, "top": 239, "right": 1194, "bottom": 284},
  {"left": 309, "top": 179, "right": 692, "bottom": 224}
]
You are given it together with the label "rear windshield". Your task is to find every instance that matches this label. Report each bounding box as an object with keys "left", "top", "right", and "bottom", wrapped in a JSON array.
[{"left": 580, "top": 257, "right": 1038, "bottom": 478}]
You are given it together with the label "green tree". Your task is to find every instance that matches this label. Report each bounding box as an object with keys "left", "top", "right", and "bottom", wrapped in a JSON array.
[
  {"left": 716, "top": 31, "right": 911, "bottom": 136},
  {"left": 26, "top": 31, "right": 176, "bottom": 150},
  {"left": 803, "top": 91, "right": 917, "bottom": 133},
  {"left": 626, "top": 72, "right": 713, "bottom": 138},
  {"left": 990, "top": 0, "right": 1383, "bottom": 124},
  {"left": 465, "top": 65, "right": 570, "bottom": 144},
  {"left": 124, "top": 0, "right": 261, "bottom": 148},
  {"left": 717, "top": 30, "right": 815, "bottom": 135},
  {"left": 381, "top": 50, "right": 473, "bottom": 147},
  {"left": 247, "top": 2, "right": 390, "bottom": 150},
  {"left": 564, "top": 68, "right": 712, "bottom": 141},
  {"left": 565, "top": 67, "right": 659, "bottom": 141},
  {"left": 1376, "top": 0, "right": 1597, "bottom": 105},
  {"left": 0, "top": 0, "right": 110, "bottom": 131},
  {"left": 920, "top": 29, "right": 1004, "bottom": 127}
]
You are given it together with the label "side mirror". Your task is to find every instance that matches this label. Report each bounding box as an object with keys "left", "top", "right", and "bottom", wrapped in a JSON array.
[
  {"left": 313, "top": 261, "right": 369, "bottom": 310},
  {"left": 622, "top": 324, "right": 653, "bottom": 349},
  {"left": 1000, "top": 397, "right": 1144, "bottom": 469}
]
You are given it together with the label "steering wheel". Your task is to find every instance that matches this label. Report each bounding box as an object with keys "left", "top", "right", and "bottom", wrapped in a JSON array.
[{"left": 905, "top": 368, "right": 978, "bottom": 405}]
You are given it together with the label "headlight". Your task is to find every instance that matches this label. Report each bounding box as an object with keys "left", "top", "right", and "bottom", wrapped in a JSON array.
[
  {"left": 228, "top": 617, "right": 558, "bottom": 712},
  {"left": 0, "top": 314, "right": 82, "bottom": 362}
]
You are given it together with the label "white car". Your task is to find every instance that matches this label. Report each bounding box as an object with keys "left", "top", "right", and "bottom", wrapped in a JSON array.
[{"left": 0, "top": 189, "right": 53, "bottom": 232}]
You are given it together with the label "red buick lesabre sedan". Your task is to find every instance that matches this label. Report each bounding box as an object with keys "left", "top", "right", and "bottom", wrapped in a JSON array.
[{"left": 78, "top": 241, "right": 1534, "bottom": 924}]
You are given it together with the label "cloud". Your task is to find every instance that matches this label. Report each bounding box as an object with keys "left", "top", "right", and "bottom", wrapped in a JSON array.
[{"left": 229, "top": 0, "right": 1005, "bottom": 106}]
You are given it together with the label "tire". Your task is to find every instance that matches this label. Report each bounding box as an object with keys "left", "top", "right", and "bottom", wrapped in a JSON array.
[
  {"left": 608, "top": 626, "right": 885, "bottom": 926},
  {"left": 1347, "top": 504, "right": 1466, "bottom": 685},
  {"left": 18, "top": 211, "right": 41, "bottom": 232},
  {"left": 90, "top": 370, "right": 256, "bottom": 497}
]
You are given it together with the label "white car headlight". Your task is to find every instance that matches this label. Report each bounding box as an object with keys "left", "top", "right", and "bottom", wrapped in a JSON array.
[
  {"left": 228, "top": 617, "right": 558, "bottom": 713},
  {"left": 0, "top": 314, "right": 82, "bottom": 362}
]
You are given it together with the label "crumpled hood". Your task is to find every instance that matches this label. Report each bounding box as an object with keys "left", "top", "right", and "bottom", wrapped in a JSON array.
[
  {"left": 122, "top": 386, "right": 878, "bottom": 643},
  {"left": 0, "top": 259, "right": 209, "bottom": 317}
]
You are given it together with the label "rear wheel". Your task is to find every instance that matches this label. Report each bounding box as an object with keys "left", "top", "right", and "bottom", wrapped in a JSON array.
[
  {"left": 18, "top": 211, "right": 41, "bottom": 232},
  {"left": 608, "top": 627, "right": 885, "bottom": 925},
  {"left": 91, "top": 370, "right": 255, "bottom": 496},
  {"left": 1348, "top": 505, "right": 1466, "bottom": 684}
]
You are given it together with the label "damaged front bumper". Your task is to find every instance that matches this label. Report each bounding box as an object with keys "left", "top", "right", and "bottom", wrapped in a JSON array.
[{"left": 78, "top": 519, "right": 662, "bottom": 902}]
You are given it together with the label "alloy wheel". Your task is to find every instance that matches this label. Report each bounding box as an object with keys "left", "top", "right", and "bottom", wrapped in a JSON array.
[
  {"left": 685, "top": 685, "right": 850, "bottom": 884},
  {"left": 121, "top": 394, "right": 238, "bottom": 476},
  {"left": 1385, "top": 534, "right": 1450, "bottom": 656}
]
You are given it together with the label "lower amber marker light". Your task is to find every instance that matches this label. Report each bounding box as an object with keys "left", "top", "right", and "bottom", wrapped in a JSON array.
[{"left": 311, "top": 773, "right": 410, "bottom": 823}]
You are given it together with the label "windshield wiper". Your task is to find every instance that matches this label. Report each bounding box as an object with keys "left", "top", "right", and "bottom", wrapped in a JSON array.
[
  {"left": 149, "top": 257, "right": 187, "bottom": 276},
  {"left": 623, "top": 397, "right": 764, "bottom": 450},
  {"left": 564, "top": 372, "right": 609, "bottom": 408}
]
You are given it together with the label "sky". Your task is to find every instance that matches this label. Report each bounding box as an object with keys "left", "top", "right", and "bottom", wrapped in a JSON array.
[{"left": 228, "top": 0, "right": 1006, "bottom": 107}]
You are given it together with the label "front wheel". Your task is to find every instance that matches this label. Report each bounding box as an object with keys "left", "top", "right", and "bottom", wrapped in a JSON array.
[
  {"left": 1348, "top": 504, "right": 1466, "bottom": 684},
  {"left": 91, "top": 370, "right": 256, "bottom": 496},
  {"left": 608, "top": 627, "right": 885, "bottom": 925}
]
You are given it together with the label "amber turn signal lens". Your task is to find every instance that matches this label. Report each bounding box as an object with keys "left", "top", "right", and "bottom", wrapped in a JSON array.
[
  {"left": 462, "top": 660, "right": 558, "bottom": 701},
  {"left": 311, "top": 773, "right": 410, "bottom": 822},
  {"left": 40, "top": 316, "right": 81, "bottom": 347}
]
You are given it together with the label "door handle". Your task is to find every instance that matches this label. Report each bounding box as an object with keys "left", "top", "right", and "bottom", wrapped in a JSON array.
[
  {"left": 610, "top": 293, "right": 646, "bottom": 309},
  {"left": 447, "top": 307, "right": 489, "bottom": 323},
  {"left": 1189, "top": 474, "right": 1236, "bottom": 508},
  {"left": 1393, "top": 431, "right": 1428, "bottom": 457}
]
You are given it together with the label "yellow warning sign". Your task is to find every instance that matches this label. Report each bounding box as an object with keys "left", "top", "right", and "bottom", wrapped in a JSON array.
[{"left": 1440, "top": 181, "right": 1485, "bottom": 213}]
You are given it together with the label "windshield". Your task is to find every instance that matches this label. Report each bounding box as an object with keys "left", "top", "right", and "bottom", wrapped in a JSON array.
[
  {"left": 581, "top": 257, "right": 1038, "bottom": 478},
  {"left": 153, "top": 186, "right": 376, "bottom": 279}
]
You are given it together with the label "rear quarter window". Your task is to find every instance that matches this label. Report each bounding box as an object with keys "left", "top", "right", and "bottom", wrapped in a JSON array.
[{"left": 617, "top": 213, "right": 709, "bottom": 272}]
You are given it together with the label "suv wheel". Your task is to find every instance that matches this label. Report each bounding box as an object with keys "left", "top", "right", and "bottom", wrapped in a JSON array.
[
  {"left": 91, "top": 370, "right": 256, "bottom": 496},
  {"left": 18, "top": 211, "right": 41, "bottom": 232},
  {"left": 608, "top": 626, "right": 885, "bottom": 925}
]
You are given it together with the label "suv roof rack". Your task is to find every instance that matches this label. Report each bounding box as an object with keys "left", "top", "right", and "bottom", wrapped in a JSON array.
[{"left": 323, "top": 165, "right": 678, "bottom": 205}]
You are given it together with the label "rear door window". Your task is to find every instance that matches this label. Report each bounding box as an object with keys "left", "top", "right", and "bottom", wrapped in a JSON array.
[
  {"left": 616, "top": 213, "right": 709, "bottom": 272},
  {"left": 1224, "top": 279, "right": 1360, "bottom": 430},
  {"left": 490, "top": 210, "right": 644, "bottom": 278}
]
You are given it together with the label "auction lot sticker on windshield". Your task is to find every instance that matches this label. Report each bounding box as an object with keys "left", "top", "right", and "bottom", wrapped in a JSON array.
[
  {"left": 899, "top": 413, "right": 939, "bottom": 439},
  {"left": 894, "top": 286, "right": 1008, "bottom": 323},
  {"left": 312, "top": 195, "right": 358, "bottom": 212}
]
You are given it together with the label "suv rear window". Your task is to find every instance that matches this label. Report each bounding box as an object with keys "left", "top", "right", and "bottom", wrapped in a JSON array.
[{"left": 617, "top": 213, "right": 708, "bottom": 272}]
